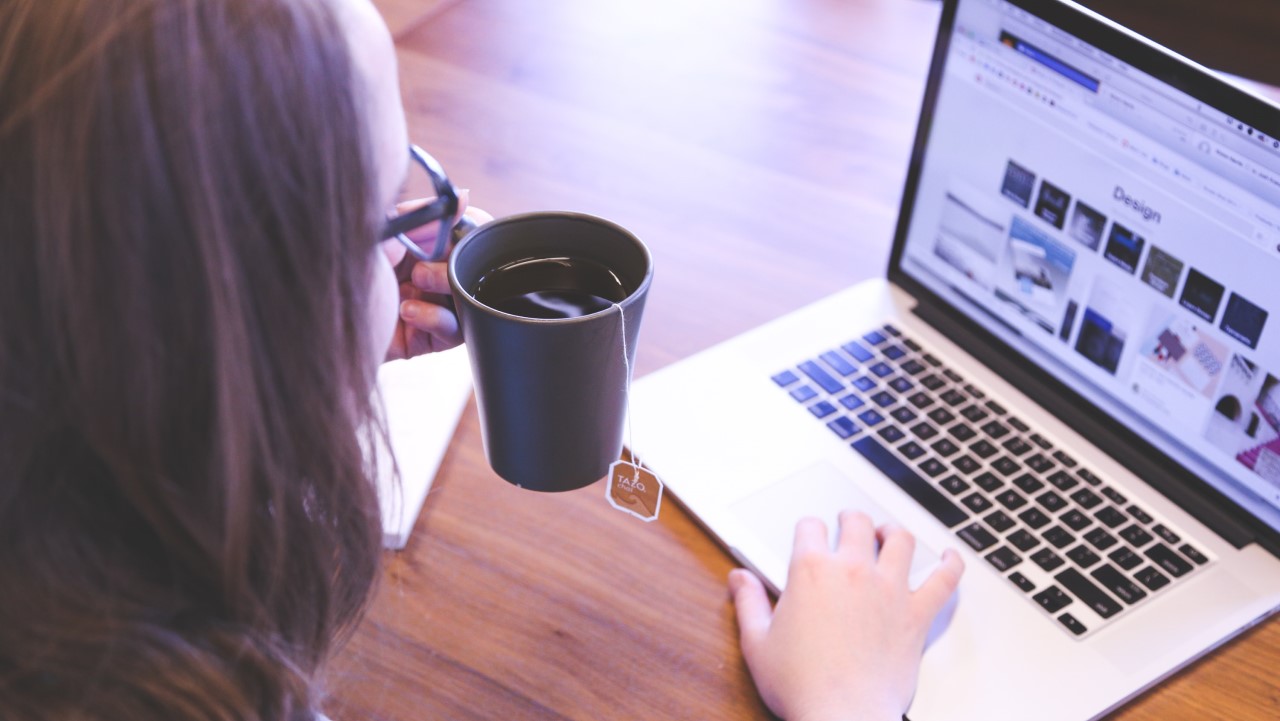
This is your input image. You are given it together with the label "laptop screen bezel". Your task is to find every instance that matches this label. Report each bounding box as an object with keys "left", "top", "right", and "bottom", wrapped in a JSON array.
[{"left": 886, "top": 0, "right": 1280, "bottom": 553}]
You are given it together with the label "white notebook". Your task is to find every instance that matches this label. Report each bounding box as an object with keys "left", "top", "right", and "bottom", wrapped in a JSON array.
[{"left": 372, "top": 347, "right": 473, "bottom": 549}]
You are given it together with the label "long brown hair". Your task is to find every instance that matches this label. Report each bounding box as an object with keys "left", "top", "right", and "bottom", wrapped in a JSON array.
[{"left": 0, "top": 0, "right": 385, "bottom": 718}]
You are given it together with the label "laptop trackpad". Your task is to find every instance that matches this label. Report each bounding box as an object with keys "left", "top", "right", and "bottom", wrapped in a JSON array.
[{"left": 730, "top": 461, "right": 942, "bottom": 591}]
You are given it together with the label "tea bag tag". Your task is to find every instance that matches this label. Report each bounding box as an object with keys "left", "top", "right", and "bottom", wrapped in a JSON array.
[{"left": 607, "top": 460, "right": 664, "bottom": 522}]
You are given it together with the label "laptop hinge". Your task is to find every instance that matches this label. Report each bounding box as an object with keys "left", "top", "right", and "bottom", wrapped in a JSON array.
[{"left": 910, "top": 294, "right": 1271, "bottom": 554}]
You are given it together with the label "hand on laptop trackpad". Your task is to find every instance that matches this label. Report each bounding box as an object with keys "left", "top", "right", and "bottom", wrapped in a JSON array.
[
  {"left": 730, "top": 461, "right": 943, "bottom": 590},
  {"left": 729, "top": 462, "right": 956, "bottom": 647}
]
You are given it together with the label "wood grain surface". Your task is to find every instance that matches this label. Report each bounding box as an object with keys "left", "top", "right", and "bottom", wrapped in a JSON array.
[{"left": 328, "top": 1, "right": 1280, "bottom": 718}]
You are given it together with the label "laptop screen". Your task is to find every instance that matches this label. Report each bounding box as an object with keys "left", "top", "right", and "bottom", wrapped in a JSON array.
[{"left": 895, "top": 0, "right": 1280, "bottom": 532}]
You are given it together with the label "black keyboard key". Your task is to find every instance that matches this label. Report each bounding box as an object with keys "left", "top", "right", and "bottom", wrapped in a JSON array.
[
  {"left": 1077, "top": 468, "right": 1103, "bottom": 486},
  {"left": 1152, "top": 524, "right": 1180, "bottom": 545},
  {"left": 809, "top": 401, "right": 837, "bottom": 419},
  {"left": 939, "top": 475, "right": 969, "bottom": 495},
  {"left": 910, "top": 421, "right": 939, "bottom": 440},
  {"left": 772, "top": 370, "right": 800, "bottom": 386},
  {"left": 826, "top": 416, "right": 861, "bottom": 439},
  {"left": 1002, "top": 437, "right": 1033, "bottom": 456},
  {"left": 1135, "top": 566, "right": 1171, "bottom": 592},
  {"left": 986, "top": 546, "right": 1022, "bottom": 571},
  {"left": 1101, "top": 487, "right": 1127, "bottom": 505},
  {"left": 950, "top": 423, "right": 978, "bottom": 443},
  {"left": 850, "top": 437, "right": 968, "bottom": 528},
  {"left": 951, "top": 455, "right": 981, "bottom": 475},
  {"left": 904, "top": 338, "right": 922, "bottom": 352},
  {"left": 1024, "top": 453, "right": 1055, "bottom": 473},
  {"left": 991, "top": 456, "right": 1022, "bottom": 476},
  {"left": 878, "top": 425, "right": 906, "bottom": 443},
  {"left": 1070, "top": 488, "right": 1102, "bottom": 509},
  {"left": 1119, "top": 524, "right": 1153, "bottom": 547},
  {"left": 957, "top": 522, "right": 998, "bottom": 551},
  {"left": 969, "top": 439, "right": 998, "bottom": 458},
  {"left": 842, "top": 340, "right": 875, "bottom": 362},
  {"left": 1047, "top": 470, "right": 1078, "bottom": 491},
  {"left": 985, "top": 400, "right": 1007, "bottom": 415},
  {"left": 900, "top": 358, "right": 927, "bottom": 375},
  {"left": 1180, "top": 544, "right": 1209, "bottom": 565},
  {"left": 1094, "top": 506, "right": 1127, "bottom": 529},
  {"left": 890, "top": 406, "right": 917, "bottom": 424},
  {"left": 930, "top": 438, "right": 960, "bottom": 457},
  {"left": 908, "top": 392, "right": 935, "bottom": 409},
  {"left": 1031, "top": 547, "right": 1064, "bottom": 571},
  {"left": 1013, "top": 474, "right": 1044, "bottom": 495},
  {"left": 1060, "top": 509, "right": 1092, "bottom": 531},
  {"left": 1058, "top": 613, "right": 1088, "bottom": 636},
  {"left": 1084, "top": 527, "right": 1117, "bottom": 551},
  {"left": 1029, "top": 433, "right": 1053, "bottom": 450},
  {"left": 857, "top": 409, "right": 885, "bottom": 426},
  {"left": 1066, "top": 545, "right": 1101, "bottom": 568},
  {"left": 1033, "top": 585, "right": 1072, "bottom": 613},
  {"left": 798, "top": 361, "right": 844, "bottom": 394},
  {"left": 943, "top": 368, "right": 964, "bottom": 384},
  {"left": 819, "top": 351, "right": 858, "bottom": 376},
  {"left": 995, "top": 489, "right": 1027, "bottom": 510},
  {"left": 882, "top": 345, "right": 907, "bottom": 360},
  {"left": 1091, "top": 564, "right": 1148, "bottom": 605},
  {"left": 852, "top": 376, "right": 877, "bottom": 392},
  {"left": 974, "top": 472, "right": 1004, "bottom": 492},
  {"left": 984, "top": 510, "right": 1017, "bottom": 533},
  {"left": 1144, "top": 543, "right": 1193, "bottom": 578},
  {"left": 1108, "top": 547, "right": 1143, "bottom": 571},
  {"left": 1052, "top": 450, "right": 1078, "bottom": 468},
  {"left": 927, "top": 407, "right": 955, "bottom": 425},
  {"left": 1043, "top": 526, "right": 1076, "bottom": 549},
  {"left": 920, "top": 374, "right": 946, "bottom": 391},
  {"left": 918, "top": 457, "right": 948, "bottom": 478},
  {"left": 940, "top": 389, "right": 967, "bottom": 407},
  {"left": 1007, "top": 416, "right": 1030, "bottom": 433},
  {"left": 881, "top": 324, "right": 902, "bottom": 337},
  {"left": 869, "top": 362, "right": 894, "bottom": 378},
  {"left": 1018, "top": 507, "right": 1051, "bottom": 530},
  {"left": 960, "top": 405, "right": 989, "bottom": 423},
  {"left": 838, "top": 394, "right": 866, "bottom": 410},
  {"left": 1055, "top": 568, "right": 1123, "bottom": 619},
  {"left": 862, "top": 330, "right": 888, "bottom": 346},
  {"left": 922, "top": 353, "right": 942, "bottom": 367},
  {"left": 870, "top": 390, "right": 896, "bottom": 408},
  {"left": 1009, "top": 571, "right": 1036, "bottom": 593},
  {"left": 899, "top": 440, "right": 926, "bottom": 460},
  {"left": 1009, "top": 529, "right": 1042, "bottom": 552},
  {"left": 1127, "top": 504, "right": 1154, "bottom": 524},
  {"left": 791, "top": 385, "right": 818, "bottom": 402},
  {"left": 962, "top": 493, "right": 993, "bottom": 513},
  {"left": 888, "top": 376, "right": 914, "bottom": 393},
  {"left": 981, "top": 420, "right": 1010, "bottom": 439},
  {"left": 1036, "top": 490, "right": 1067, "bottom": 513},
  {"left": 964, "top": 383, "right": 986, "bottom": 399}
]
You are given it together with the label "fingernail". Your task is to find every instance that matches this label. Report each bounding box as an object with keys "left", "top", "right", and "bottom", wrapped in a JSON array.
[
  {"left": 728, "top": 569, "right": 744, "bottom": 592},
  {"left": 400, "top": 301, "right": 417, "bottom": 320}
]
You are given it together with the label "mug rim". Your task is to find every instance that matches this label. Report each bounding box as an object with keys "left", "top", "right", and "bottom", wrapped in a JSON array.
[{"left": 447, "top": 211, "right": 653, "bottom": 325}]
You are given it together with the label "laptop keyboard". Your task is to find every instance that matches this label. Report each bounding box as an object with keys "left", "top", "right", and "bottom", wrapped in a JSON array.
[{"left": 773, "top": 323, "right": 1214, "bottom": 639}]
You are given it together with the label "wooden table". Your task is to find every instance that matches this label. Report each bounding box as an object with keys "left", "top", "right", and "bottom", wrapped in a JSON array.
[{"left": 330, "top": 1, "right": 1280, "bottom": 718}]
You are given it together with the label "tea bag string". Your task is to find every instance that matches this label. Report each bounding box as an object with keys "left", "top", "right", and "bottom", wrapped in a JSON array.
[{"left": 613, "top": 302, "right": 638, "bottom": 480}]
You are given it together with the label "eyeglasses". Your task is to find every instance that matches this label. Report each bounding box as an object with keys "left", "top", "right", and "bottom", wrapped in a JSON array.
[{"left": 380, "top": 144, "right": 459, "bottom": 263}]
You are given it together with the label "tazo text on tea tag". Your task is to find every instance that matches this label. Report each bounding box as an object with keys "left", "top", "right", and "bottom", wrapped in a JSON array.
[
  {"left": 607, "top": 460, "right": 663, "bottom": 522},
  {"left": 605, "top": 301, "right": 664, "bottom": 522}
]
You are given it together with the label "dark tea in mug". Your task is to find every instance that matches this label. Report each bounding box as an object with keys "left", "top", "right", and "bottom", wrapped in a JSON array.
[{"left": 471, "top": 256, "right": 631, "bottom": 319}]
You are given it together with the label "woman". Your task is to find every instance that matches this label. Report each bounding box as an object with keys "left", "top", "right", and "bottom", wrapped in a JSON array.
[{"left": 0, "top": 0, "right": 963, "bottom": 719}]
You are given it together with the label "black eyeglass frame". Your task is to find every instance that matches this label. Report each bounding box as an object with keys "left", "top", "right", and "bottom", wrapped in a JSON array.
[{"left": 380, "top": 144, "right": 459, "bottom": 262}]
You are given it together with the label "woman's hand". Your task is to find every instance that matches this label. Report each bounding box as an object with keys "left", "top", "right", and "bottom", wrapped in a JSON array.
[
  {"left": 384, "top": 193, "right": 493, "bottom": 360},
  {"left": 729, "top": 511, "right": 964, "bottom": 721}
]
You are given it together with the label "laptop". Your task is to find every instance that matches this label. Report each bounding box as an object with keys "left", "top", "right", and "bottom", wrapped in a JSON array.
[{"left": 629, "top": 0, "right": 1280, "bottom": 718}]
